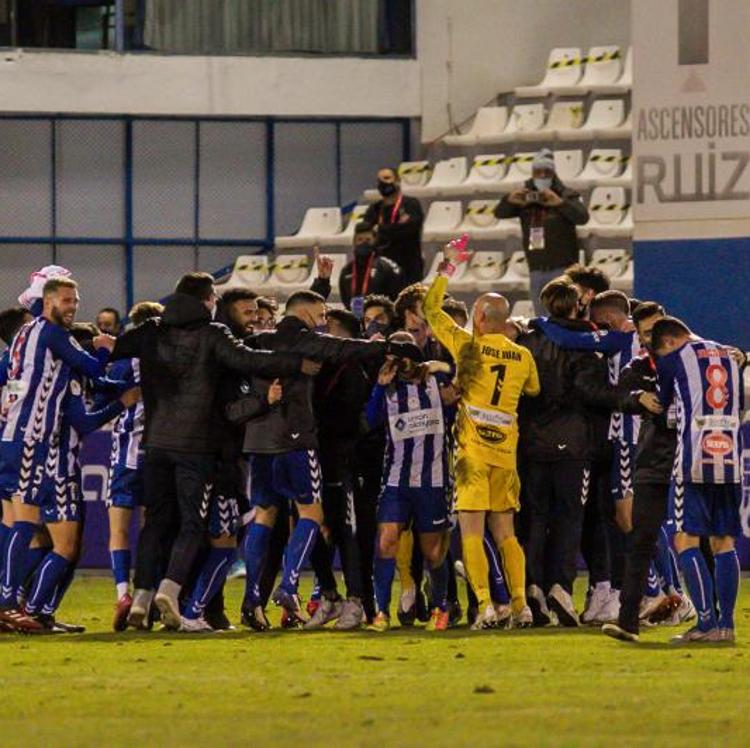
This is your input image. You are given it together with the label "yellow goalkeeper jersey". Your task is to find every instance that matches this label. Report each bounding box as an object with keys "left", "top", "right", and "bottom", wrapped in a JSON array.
[{"left": 423, "top": 275, "right": 540, "bottom": 468}]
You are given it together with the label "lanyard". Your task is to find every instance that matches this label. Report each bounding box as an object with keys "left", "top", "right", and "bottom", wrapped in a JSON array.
[
  {"left": 351, "top": 253, "right": 376, "bottom": 298},
  {"left": 380, "top": 193, "right": 403, "bottom": 225}
]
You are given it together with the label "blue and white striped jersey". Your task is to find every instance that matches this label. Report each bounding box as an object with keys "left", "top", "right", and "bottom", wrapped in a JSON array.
[
  {"left": 608, "top": 330, "right": 644, "bottom": 445},
  {"left": 657, "top": 339, "right": 742, "bottom": 484},
  {"left": 109, "top": 358, "right": 144, "bottom": 472},
  {"left": 2, "top": 317, "right": 107, "bottom": 445},
  {"left": 366, "top": 375, "right": 447, "bottom": 489}
]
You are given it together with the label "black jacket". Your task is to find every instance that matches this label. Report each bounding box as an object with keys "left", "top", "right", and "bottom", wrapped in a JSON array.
[
  {"left": 230, "top": 316, "right": 390, "bottom": 454},
  {"left": 619, "top": 354, "right": 677, "bottom": 485},
  {"left": 518, "top": 318, "right": 623, "bottom": 462},
  {"left": 495, "top": 175, "right": 588, "bottom": 272},
  {"left": 111, "top": 293, "right": 301, "bottom": 454},
  {"left": 339, "top": 254, "right": 403, "bottom": 309},
  {"left": 364, "top": 194, "right": 424, "bottom": 269}
]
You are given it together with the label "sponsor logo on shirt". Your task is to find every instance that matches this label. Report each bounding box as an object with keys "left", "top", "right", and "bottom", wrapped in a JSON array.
[{"left": 701, "top": 432, "right": 734, "bottom": 457}]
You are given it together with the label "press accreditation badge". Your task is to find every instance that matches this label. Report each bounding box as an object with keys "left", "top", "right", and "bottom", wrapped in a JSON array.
[{"left": 528, "top": 226, "right": 545, "bottom": 251}]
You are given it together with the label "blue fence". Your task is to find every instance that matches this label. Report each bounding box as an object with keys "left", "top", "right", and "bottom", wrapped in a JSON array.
[{"left": 0, "top": 114, "right": 410, "bottom": 317}]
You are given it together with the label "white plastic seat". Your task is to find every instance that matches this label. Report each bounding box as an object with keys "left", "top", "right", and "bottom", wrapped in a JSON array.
[
  {"left": 579, "top": 187, "right": 633, "bottom": 238},
  {"left": 610, "top": 258, "right": 634, "bottom": 292},
  {"left": 324, "top": 253, "right": 349, "bottom": 299},
  {"left": 457, "top": 200, "right": 516, "bottom": 242},
  {"left": 511, "top": 299, "right": 536, "bottom": 319},
  {"left": 540, "top": 101, "right": 586, "bottom": 141},
  {"left": 271, "top": 252, "right": 314, "bottom": 292},
  {"left": 497, "top": 152, "right": 535, "bottom": 191},
  {"left": 497, "top": 250, "right": 530, "bottom": 292},
  {"left": 515, "top": 47, "right": 582, "bottom": 98},
  {"left": 220, "top": 254, "right": 272, "bottom": 292},
  {"left": 606, "top": 157, "right": 633, "bottom": 187},
  {"left": 408, "top": 157, "right": 468, "bottom": 198},
  {"left": 594, "top": 46, "right": 632, "bottom": 94},
  {"left": 590, "top": 248, "right": 629, "bottom": 280},
  {"left": 422, "top": 251, "right": 471, "bottom": 286},
  {"left": 444, "top": 107, "right": 509, "bottom": 147},
  {"left": 275, "top": 207, "right": 342, "bottom": 249},
  {"left": 496, "top": 104, "right": 547, "bottom": 143},
  {"left": 598, "top": 109, "right": 632, "bottom": 140},
  {"left": 459, "top": 154, "right": 508, "bottom": 195},
  {"left": 553, "top": 150, "right": 584, "bottom": 183},
  {"left": 324, "top": 204, "right": 369, "bottom": 247},
  {"left": 566, "top": 149, "right": 623, "bottom": 189},
  {"left": 470, "top": 251, "right": 509, "bottom": 292},
  {"left": 567, "top": 99, "right": 626, "bottom": 142},
  {"left": 422, "top": 201, "right": 463, "bottom": 242},
  {"left": 554, "top": 45, "right": 623, "bottom": 94}
]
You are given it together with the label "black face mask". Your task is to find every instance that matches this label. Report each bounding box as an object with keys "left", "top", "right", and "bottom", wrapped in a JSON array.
[
  {"left": 377, "top": 180, "right": 397, "bottom": 197},
  {"left": 354, "top": 242, "right": 374, "bottom": 259},
  {"left": 365, "top": 320, "right": 388, "bottom": 338}
]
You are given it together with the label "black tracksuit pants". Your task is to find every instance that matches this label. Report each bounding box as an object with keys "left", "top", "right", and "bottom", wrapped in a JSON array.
[
  {"left": 135, "top": 448, "right": 216, "bottom": 590},
  {"left": 618, "top": 482, "right": 669, "bottom": 632},
  {"left": 524, "top": 460, "right": 591, "bottom": 594}
]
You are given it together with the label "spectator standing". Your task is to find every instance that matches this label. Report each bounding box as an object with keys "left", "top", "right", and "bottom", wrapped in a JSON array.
[{"left": 96, "top": 307, "right": 122, "bottom": 336}]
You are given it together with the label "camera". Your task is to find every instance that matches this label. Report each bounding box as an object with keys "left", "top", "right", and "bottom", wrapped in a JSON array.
[{"left": 525, "top": 190, "right": 542, "bottom": 204}]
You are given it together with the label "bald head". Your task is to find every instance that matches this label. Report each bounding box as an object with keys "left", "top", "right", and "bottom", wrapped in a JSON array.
[{"left": 473, "top": 293, "right": 510, "bottom": 335}]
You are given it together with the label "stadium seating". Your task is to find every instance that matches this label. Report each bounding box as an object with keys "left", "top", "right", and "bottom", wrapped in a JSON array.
[
  {"left": 566, "top": 148, "right": 624, "bottom": 189},
  {"left": 553, "top": 150, "right": 584, "bottom": 183},
  {"left": 589, "top": 248, "right": 630, "bottom": 280},
  {"left": 610, "top": 257, "right": 634, "bottom": 292},
  {"left": 511, "top": 299, "right": 536, "bottom": 319},
  {"left": 407, "top": 157, "right": 468, "bottom": 197},
  {"left": 457, "top": 200, "right": 520, "bottom": 241},
  {"left": 598, "top": 109, "right": 632, "bottom": 140},
  {"left": 422, "top": 201, "right": 463, "bottom": 242},
  {"left": 443, "top": 106, "right": 509, "bottom": 147},
  {"left": 553, "top": 45, "right": 623, "bottom": 95},
  {"left": 580, "top": 186, "right": 633, "bottom": 238},
  {"left": 363, "top": 160, "right": 432, "bottom": 201},
  {"left": 219, "top": 254, "right": 272, "bottom": 292},
  {"left": 496, "top": 103, "right": 547, "bottom": 143},
  {"left": 324, "top": 204, "right": 369, "bottom": 247},
  {"left": 275, "top": 208, "right": 342, "bottom": 249},
  {"left": 546, "top": 100, "right": 586, "bottom": 140},
  {"left": 515, "top": 47, "right": 583, "bottom": 98},
  {"left": 458, "top": 154, "right": 508, "bottom": 194},
  {"left": 470, "top": 251, "right": 509, "bottom": 292},
  {"left": 606, "top": 156, "right": 632, "bottom": 187},
  {"left": 496, "top": 152, "right": 535, "bottom": 190},
  {"left": 594, "top": 46, "right": 632, "bottom": 94},
  {"left": 560, "top": 98, "right": 626, "bottom": 141},
  {"left": 497, "top": 250, "right": 530, "bottom": 292}
]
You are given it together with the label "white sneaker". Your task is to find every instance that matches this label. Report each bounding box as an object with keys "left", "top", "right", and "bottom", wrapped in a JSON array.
[
  {"left": 639, "top": 593, "right": 667, "bottom": 621},
  {"left": 510, "top": 605, "right": 533, "bottom": 629},
  {"left": 596, "top": 589, "right": 620, "bottom": 624},
  {"left": 547, "top": 584, "right": 579, "bottom": 627},
  {"left": 180, "top": 616, "right": 215, "bottom": 633},
  {"left": 677, "top": 593, "right": 696, "bottom": 623},
  {"left": 526, "top": 584, "right": 552, "bottom": 626},
  {"left": 470, "top": 603, "right": 498, "bottom": 630},
  {"left": 154, "top": 579, "right": 182, "bottom": 630},
  {"left": 581, "top": 585, "right": 610, "bottom": 625},
  {"left": 304, "top": 597, "right": 343, "bottom": 630},
  {"left": 494, "top": 603, "right": 512, "bottom": 628}
]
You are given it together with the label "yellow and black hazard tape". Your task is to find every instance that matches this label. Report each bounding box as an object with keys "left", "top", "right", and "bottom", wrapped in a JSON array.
[
  {"left": 472, "top": 156, "right": 505, "bottom": 167},
  {"left": 590, "top": 202, "right": 631, "bottom": 212},
  {"left": 549, "top": 49, "right": 620, "bottom": 69},
  {"left": 466, "top": 203, "right": 499, "bottom": 216},
  {"left": 589, "top": 153, "right": 631, "bottom": 164},
  {"left": 503, "top": 154, "right": 534, "bottom": 165},
  {"left": 398, "top": 163, "right": 431, "bottom": 176},
  {"left": 238, "top": 257, "right": 311, "bottom": 273}
]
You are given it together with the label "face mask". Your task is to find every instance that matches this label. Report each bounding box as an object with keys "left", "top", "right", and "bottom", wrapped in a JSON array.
[
  {"left": 534, "top": 177, "right": 552, "bottom": 191},
  {"left": 354, "top": 242, "right": 374, "bottom": 259},
  {"left": 378, "top": 180, "right": 397, "bottom": 197},
  {"left": 365, "top": 320, "right": 388, "bottom": 338}
]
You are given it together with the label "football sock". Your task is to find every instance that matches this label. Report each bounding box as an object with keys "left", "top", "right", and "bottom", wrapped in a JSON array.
[
  {"left": 484, "top": 533, "right": 510, "bottom": 605},
  {"left": 25, "top": 552, "right": 70, "bottom": 615},
  {"left": 110, "top": 549, "right": 131, "bottom": 599},
  {"left": 499, "top": 536, "right": 527, "bottom": 614},
  {"left": 280, "top": 518, "right": 319, "bottom": 594},
  {"left": 373, "top": 555, "right": 396, "bottom": 616},
  {"left": 427, "top": 559, "right": 448, "bottom": 612},
  {"left": 668, "top": 546, "right": 682, "bottom": 593},
  {"left": 714, "top": 549, "right": 740, "bottom": 630},
  {"left": 462, "top": 533, "right": 490, "bottom": 609},
  {"left": 184, "top": 547, "right": 234, "bottom": 620},
  {"left": 645, "top": 562, "right": 661, "bottom": 597},
  {"left": 654, "top": 526, "right": 675, "bottom": 591},
  {"left": 679, "top": 547, "right": 717, "bottom": 632},
  {"left": 0, "top": 521, "right": 37, "bottom": 607},
  {"left": 396, "top": 530, "right": 415, "bottom": 593},
  {"left": 22, "top": 546, "right": 49, "bottom": 588},
  {"left": 42, "top": 562, "right": 76, "bottom": 616},
  {"left": 0, "top": 524, "right": 10, "bottom": 584},
  {"left": 243, "top": 523, "right": 272, "bottom": 607}
]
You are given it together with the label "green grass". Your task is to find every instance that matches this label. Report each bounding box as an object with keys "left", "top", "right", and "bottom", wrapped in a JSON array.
[{"left": 1, "top": 576, "right": 749, "bottom": 747}]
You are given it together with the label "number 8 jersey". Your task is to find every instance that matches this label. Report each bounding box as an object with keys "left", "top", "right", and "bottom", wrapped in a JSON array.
[
  {"left": 656, "top": 339, "right": 743, "bottom": 484},
  {"left": 423, "top": 275, "right": 540, "bottom": 468}
]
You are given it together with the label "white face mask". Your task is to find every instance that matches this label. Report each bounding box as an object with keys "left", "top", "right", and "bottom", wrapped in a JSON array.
[{"left": 534, "top": 177, "right": 552, "bottom": 191}]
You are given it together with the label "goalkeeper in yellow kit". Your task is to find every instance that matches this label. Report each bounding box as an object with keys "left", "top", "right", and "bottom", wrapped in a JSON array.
[{"left": 423, "top": 245, "right": 540, "bottom": 629}]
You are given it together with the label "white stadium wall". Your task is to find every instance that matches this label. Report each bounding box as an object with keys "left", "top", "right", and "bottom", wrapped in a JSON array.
[{"left": 416, "top": 0, "right": 632, "bottom": 142}]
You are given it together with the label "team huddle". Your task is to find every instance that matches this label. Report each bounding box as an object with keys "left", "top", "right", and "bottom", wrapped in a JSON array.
[{"left": 0, "top": 248, "right": 748, "bottom": 644}]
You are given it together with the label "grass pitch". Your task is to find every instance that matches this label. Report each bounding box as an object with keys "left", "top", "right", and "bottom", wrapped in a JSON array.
[{"left": 1, "top": 576, "right": 749, "bottom": 747}]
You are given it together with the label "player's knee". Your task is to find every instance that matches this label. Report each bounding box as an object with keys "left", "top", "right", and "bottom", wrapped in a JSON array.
[
  {"left": 378, "top": 529, "right": 399, "bottom": 558},
  {"left": 54, "top": 536, "right": 80, "bottom": 561},
  {"left": 710, "top": 535, "right": 734, "bottom": 554}
]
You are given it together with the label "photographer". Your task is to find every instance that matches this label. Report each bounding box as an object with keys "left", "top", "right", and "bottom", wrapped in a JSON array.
[{"left": 495, "top": 148, "right": 588, "bottom": 314}]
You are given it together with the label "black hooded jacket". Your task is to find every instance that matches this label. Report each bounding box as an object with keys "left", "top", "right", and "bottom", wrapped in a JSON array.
[
  {"left": 111, "top": 293, "right": 301, "bottom": 454},
  {"left": 518, "top": 317, "right": 624, "bottom": 462},
  {"left": 495, "top": 175, "right": 588, "bottom": 272}
]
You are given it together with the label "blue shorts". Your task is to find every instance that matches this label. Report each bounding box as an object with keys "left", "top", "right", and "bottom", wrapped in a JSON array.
[
  {"left": 0, "top": 440, "right": 24, "bottom": 501},
  {"left": 14, "top": 441, "right": 54, "bottom": 507},
  {"left": 40, "top": 474, "right": 83, "bottom": 524},
  {"left": 208, "top": 493, "right": 240, "bottom": 538},
  {"left": 248, "top": 450, "right": 322, "bottom": 509},
  {"left": 610, "top": 440, "right": 635, "bottom": 502},
  {"left": 377, "top": 485, "right": 450, "bottom": 534},
  {"left": 106, "top": 464, "right": 144, "bottom": 510},
  {"left": 669, "top": 478, "right": 741, "bottom": 537}
]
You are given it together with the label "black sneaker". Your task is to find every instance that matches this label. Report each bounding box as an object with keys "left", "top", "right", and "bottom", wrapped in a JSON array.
[
  {"left": 448, "top": 600, "right": 463, "bottom": 627},
  {"left": 415, "top": 588, "right": 430, "bottom": 623},
  {"left": 205, "top": 608, "right": 235, "bottom": 632},
  {"left": 52, "top": 618, "right": 86, "bottom": 634},
  {"left": 29, "top": 613, "right": 67, "bottom": 635},
  {"left": 241, "top": 604, "right": 271, "bottom": 632}
]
